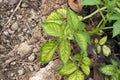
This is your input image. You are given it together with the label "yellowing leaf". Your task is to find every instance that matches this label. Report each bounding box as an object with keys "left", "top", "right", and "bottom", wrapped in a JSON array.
[
  {"left": 41, "top": 22, "right": 62, "bottom": 37},
  {"left": 68, "top": 70, "right": 84, "bottom": 80},
  {"left": 82, "top": 57, "right": 91, "bottom": 66},
  {"left": 58, "top": 62, "right": 77, "bottom": 76},
  {"left": 75, "top": 32, "right": 90, "bottom": 56},
  {"left": 99, "top": 36, "right": 107, "bottom": 45},
  {"left": 99, "top": 65, "right": 116, "bottom": 76},
  {"left": 81, "top": 64, "right": 90, "bottom": 76},
  {"left": 103, "top": 45, "right": 111, "bottom": 57},
  {"left": 46, "top": 12, "right": 63, "bottom": 24},
  {"left": 97, "top": 45, "right": 101, "bottom": 53},
  {"left": 67, "top": 8, "right": 80, "bottom": 30},
  {"left": 59, "top": 40, "right": 70, "bottom": 64},
  {"left": 40, "top": 41, "right": 58, "bottom": 64}
]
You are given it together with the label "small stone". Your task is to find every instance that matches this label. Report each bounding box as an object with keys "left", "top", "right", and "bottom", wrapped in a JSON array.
[
  {"left": 3, "top": 31, "right": 9, "bottom": 35},
  {"left": 18, "top": 69, "right": 24, "bottom": 75},
  {"left": 11, "top": 22, "right": 18, "bottom": 31},
  {"left": 21, "top": 3, "right": 28, "bottom": 8},
  {"left": 28, "top": 65, "right": 34, "bottom": 71},
  {"left": 33, "top": 48, "right": 38, "bottom": 53},
  {"left": 10, "top": 61, "right": 16, "bottom": 65},
  {"left": 23, "top": 28, "right": 27, "bottom": 32},
  {"left": 8, "top": 29, "right": 14, "bottom": 34},
  {"left": 28, "top": 53, "right": 35, "bottom": 61}
]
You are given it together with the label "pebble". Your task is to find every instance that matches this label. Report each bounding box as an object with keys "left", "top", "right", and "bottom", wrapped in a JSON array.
[
  {"left": 28, "top": 53, "right": 35, "bottom": 61},
  {"left": 18, "top": 69, "right": 25, "bottom": 75},
  {"left": 3, "top": 31, "right": 9, "bottom": 35},
  {"left": 33, "top": 48, "right": 38, "bottom": 53},
  {"left": 11, "top": 22, "right": 18, "bottom": 31},
  {"left": 28, "top": 65, "right": 34, "bottom": 71}
]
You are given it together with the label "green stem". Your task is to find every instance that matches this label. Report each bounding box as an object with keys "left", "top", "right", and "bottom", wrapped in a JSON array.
[
  {"left": 96, "top": 5, "right": 105, "bottom": 21},
  {"left": 103, "top": 27, "right": 113, "bottom": 30},
  {"left": 89, "top": 20, "right": 107, "bottom": 35},
  {"left": 83, "top": 7, "right": 107, "bottom": 20}
]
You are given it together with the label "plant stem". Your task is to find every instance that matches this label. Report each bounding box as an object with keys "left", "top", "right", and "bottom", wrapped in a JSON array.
[
  {"left": 103, "top": 27, "right": 113, "bottom": 30},
  {"left": 96, "top": 5, "right": 105, "bottom": 21},
  {"left": 83, "top": 7, "right": 107, "bottom": 20}
]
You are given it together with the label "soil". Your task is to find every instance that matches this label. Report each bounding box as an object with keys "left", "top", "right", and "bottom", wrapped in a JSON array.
[{"left": 0, "top": 0, "right": 120, "bottom": 80}]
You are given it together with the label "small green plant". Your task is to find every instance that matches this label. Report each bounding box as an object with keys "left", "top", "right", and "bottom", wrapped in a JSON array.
[
  {"left": 99, "top": 59, "right": 120, "bottom": 80},
  {"left": 40, "top": 8, "right": 91, "bottom": 80},
  {"left": 39, "top": 0, "right": 120, "bottom": 80},
  {"left": 94, "top": 36, "right": 111, "bottom": 56}
]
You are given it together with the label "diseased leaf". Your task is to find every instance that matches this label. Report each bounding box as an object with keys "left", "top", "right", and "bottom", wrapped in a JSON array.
[
  {"left": 40, "top": 41, "right": 58, "bottom": 64},
  {"left": 103, "top": 45, "right": 111, "bottom": 57},
  {"left": 46, "top": 12, "right": 63, "bottom": 24},
  {"left": 80, "top": 0, "right": 101, "bottom": 6},
  {"left": 99, "top": 36, "right": 107, "bottom": 45},
  {"left": 58, "top": 62, "right": 77, "bottom": 76},
  {"left": 68, "top": 70, "right": 84, "bottom": 80},
  {"left": 59, "top": 39, "right": 70, "bottom": 64},
  {"left": 99, "top": 65, "right": 116, "bottom": 76},
  {"left": 113, "top": 20, "right": 120, "bottom": 37},
  {"left": 81, "top": 64, "right": 90, "bottom": 76},
  {"left": 41, "top": 22, "right": 62, "bottom": 37},
  {"left": 75, "top": 32, "right": 90, "bottom": 56},
  {"left": 82, "top": 57, "right": 91, "bottom": 66},
  {"left": 67, "top": 8, "right": 80, "bottom": 30}
]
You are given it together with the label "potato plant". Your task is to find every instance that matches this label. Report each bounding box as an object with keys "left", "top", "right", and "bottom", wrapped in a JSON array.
[{"left": 39, "top": 0, "right": 120, "bottom": 80}]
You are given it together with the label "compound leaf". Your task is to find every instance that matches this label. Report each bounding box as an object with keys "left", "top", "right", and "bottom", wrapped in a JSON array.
[
  {"left": 41, "top": 22, "right": 62, "bottom": 37},
  {"left": 58, "top": 62, "right": 77, "bottom": 76},
  {"left": 99, "top": 65, "right": 116, "bottom": 76},
  {"left": 40, "top": 41, "right": 58, "bottom": 64},
  {"left": 68, "top": 70, "right": 84, "bottom": 80},
  {"left": 59, "top": 39, "right": 70, "bottom": 64}
]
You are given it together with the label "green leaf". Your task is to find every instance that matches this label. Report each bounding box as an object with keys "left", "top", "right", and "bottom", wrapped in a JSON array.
[
  {"left": 73, "top": 54, "right": 81, "bottom": 61},
  {"left": 68, "top": 70, "right": 84, "bottom": 80},
  {"left": 59, "top": 39, "right": 70, "bottom": 64},
  {"left": 97, "top": 45, "right": 101, "bottom": 53},
  {"left": 99, "top": 65, "right": 116, "bottom": 76},
  {"left": 94, "top": 38, "right": 99, "bottom": 44},
  {"left": 41, "top": 22, "right": 62, "bottom": 37},
  {"left": 103, "top": 45, "right": 111, "bottom": 57},
  {"left": 99, "top": 36, "right": 107, "bottom": 45},
  {"left": 80, "top": 0, "right": 101, "bottom": 6},
  {"left": 75, "top": 32, "right": 90, "bottom": 56},
  {"left": 112, "top": 73, "right": 120, "bottom": 80},
  {"left": 113, "top": 20, "right": 120, "bottom": 37},
  {"left": 58, "top": 62, "right": 77, "bottom": 76},
  {"left": 82, "top": 57, "right": 91, "bottom": 66},
  {"left": 46, "top": 12, "right": 63, "bottom": 24},
  {"left": 67, "top": 8, "right": 80, "bottom": 30},
  {"left": 56, "top": 9, "right": 66, "bottom": 17},
  {"left": 109, "top": 14, "right": 120, "bottom": 20},
  {"left": 81, "top": 64, "right": 90, "bottom": 75},
  {"left": 40, "top": 41, "right": 58, "bottom": 64},
  {"left": 110, "top": 59, "right": 118, "bottom": 66}
]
